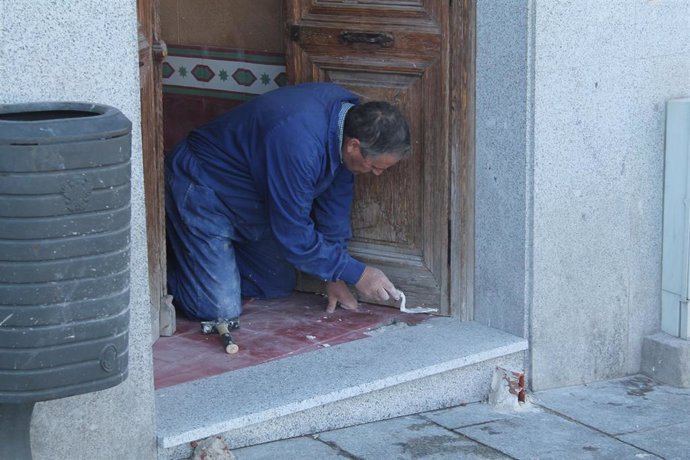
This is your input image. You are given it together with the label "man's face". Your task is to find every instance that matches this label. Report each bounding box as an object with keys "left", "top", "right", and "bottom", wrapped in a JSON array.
[{"left": 342, "top": 138, "right": 400, "bottom": 176}]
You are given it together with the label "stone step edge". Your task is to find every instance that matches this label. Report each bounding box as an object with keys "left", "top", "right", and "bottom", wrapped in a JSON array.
[
  {"left": 157, "top": 329, "right": 527, "bottom": 448},
  {"left": 158, "top": 351, "right": 526, "bottom": 460},
  {"left": 161, "top": 341, "right": 525, "bottom": 447}
]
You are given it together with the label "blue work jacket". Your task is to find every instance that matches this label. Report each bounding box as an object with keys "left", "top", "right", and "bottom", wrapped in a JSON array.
[{"left": 180, "top": 83, "right": 366, "bottom": 285}]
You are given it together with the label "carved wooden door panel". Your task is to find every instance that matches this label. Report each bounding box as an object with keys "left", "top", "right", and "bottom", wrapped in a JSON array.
[{"left": 287, "top": 0, "right": 450, "bottom": 313}]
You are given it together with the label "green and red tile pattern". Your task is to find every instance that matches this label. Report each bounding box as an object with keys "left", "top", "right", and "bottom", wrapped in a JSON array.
[
  {"left": 163, "top": 45, "right": 287, "bottom": 100},
  {"left": 162, "top": 44, "right": 288, "bottom": 152}
]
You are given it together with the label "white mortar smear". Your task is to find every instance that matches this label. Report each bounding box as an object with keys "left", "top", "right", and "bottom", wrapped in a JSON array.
[{"left": 398, "top": 291, "right": 438, "bottom": 314}]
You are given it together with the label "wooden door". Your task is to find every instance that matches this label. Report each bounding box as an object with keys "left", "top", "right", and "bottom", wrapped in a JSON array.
[
  {"left": 287, "top": 1, "right": 451, "bottom": 313},
  {"left": 137, "top": 0, "right": 175, "bottom": 339}
]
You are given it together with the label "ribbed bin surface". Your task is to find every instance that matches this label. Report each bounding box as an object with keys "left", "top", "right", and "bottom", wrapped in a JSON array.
[{"left": 0, "top": 103, "right": 131, "bottom": 403}]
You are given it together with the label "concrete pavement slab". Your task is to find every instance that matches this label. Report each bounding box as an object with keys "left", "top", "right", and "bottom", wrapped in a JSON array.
[
  {"left": 456, "top": 408, "right": 658, "bottom": 459},
  {"left": 318, "top": 414, "right": 510, "bottom": 459},
  {"left": 221, "top": 375, "right": 690, "bottom": 460},
  {"left": 618, "top": 421, "right": 690, "bottom": 460},
  {"left": 422, "top": 402, "right": 517, "bottom": 429},
  {"left": 532, "top": 375, "right": 690, "bottom": 435},
  {"left": 233, "top": 436, "right": 349, "bottom": 460}
]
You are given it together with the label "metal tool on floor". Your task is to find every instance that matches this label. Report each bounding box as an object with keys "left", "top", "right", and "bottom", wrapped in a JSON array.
[
  {"left": 201, "top": 319, "right": 240, "bottom": 354},
  {"left": 398, "top": 291, "right": 438, "bottom": 314}
]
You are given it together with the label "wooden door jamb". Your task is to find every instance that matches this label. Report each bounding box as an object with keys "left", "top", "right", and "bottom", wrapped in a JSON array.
[{"left": 449, "top": 0, "right": 476, "bottom": 320}]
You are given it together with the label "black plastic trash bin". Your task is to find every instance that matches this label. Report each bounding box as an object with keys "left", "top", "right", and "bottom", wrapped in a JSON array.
[{"left": 0, "top": 102, "right": 132, "bottom": 459}]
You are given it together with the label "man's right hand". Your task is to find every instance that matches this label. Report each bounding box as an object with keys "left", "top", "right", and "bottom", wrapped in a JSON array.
[
  {"left": 326, "top": 280, "right": 359, "bottom": 313},
  {"left": 355, "top": 266, "right": 401, "bottom": 303}
]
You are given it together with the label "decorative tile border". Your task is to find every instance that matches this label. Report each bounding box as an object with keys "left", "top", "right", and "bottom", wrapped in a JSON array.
[{"left": 163, "top": 45, "right": 287, "bottom": 101}]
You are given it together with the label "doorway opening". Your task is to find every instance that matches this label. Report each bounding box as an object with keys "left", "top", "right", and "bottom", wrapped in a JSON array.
[{"left": 141, "top": 0, "right": 474, "bottom": 390}]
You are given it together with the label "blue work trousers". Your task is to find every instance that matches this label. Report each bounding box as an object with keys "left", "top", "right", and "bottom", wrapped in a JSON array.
[{"left": 165, "top": 145, "right": 296, "bottom": 321}]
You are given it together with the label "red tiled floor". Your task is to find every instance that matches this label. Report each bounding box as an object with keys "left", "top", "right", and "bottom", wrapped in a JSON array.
[{"left": 153, "top": 291, "right": 431, "bottom": 389}]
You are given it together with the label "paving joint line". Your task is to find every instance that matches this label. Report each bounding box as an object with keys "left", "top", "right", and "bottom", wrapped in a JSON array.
[
  {"left": 418, "top": 410, "right": 514, "bottom": 430},
  {"left": 311, "top": 434, "right": 363, "bottom": 460},
  {"left": 418, "top": 411, "right": 519, "bottom": 459},
  {"left": 532, "top": 402, "right": 664, "bottom": 458}
]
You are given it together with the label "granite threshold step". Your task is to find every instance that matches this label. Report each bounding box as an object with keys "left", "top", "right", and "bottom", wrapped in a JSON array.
[{"left": 155, "top": 318, "right": 528, "bottom": 460}]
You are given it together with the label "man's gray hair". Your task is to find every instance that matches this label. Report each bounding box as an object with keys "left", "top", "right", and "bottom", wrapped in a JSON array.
[{"left": 344, "top": 101, "right": 411, "bottom": 159}]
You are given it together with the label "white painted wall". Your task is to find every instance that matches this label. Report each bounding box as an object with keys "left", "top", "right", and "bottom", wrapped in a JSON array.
[{"left": 0, "top": 1, "right": 156, "bottom": 457}]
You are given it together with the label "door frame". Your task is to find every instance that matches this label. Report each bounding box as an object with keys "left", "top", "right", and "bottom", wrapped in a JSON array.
[
  {"left": 139, "top": 0, "right": 476, "bottom": 324},
  {"left": 449, "top": 0, "right": 475, "bottom": 320},
  {"left": 138, "top": 0, "right": 175, "bottom": 340}
]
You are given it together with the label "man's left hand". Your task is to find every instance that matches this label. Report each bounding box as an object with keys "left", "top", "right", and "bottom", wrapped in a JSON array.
[{"left": 326, "top": 280, "right": 359, "bottom": 313}]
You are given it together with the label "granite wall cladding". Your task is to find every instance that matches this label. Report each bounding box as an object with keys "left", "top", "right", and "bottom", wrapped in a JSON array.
[
  {"left": 476, "top": 0, "right": 690, "bottom": 390},
  {"left": 1, "top": 1, "right": 156, "bottom": 458}
]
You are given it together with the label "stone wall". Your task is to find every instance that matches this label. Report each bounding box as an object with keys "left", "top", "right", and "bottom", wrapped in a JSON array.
[
  {"left": 475, "top": 0, "right": 690, "bottom": 390},
  {"left": 474, "top": 0, "right": 531, "bottom": 341},
  {"left": 0, "top": 1, "right": 156, "bottom": 458}
]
